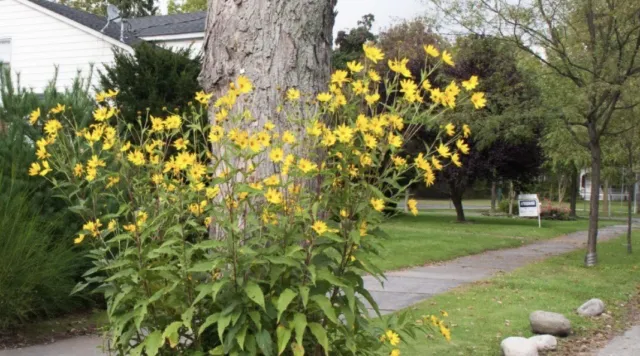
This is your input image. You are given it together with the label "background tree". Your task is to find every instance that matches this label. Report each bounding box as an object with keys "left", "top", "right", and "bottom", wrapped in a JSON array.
[
  {"left": 167, "top": 0, "right": 206, "bottom": 14},
  {"left": 99, "top": 43, "right": 202, "bottom": 127},
  {"left": 62, "top": 0, "right": 157, "bottom": 18},
  {"left": 431, "top": 0, "right": 640, "bottom": 266},
  {"left": 199, "top": 0, "right": 335, "bottom": 177},
  {"left": 332, "top": 14, "right": 377, "bottom": 69}
]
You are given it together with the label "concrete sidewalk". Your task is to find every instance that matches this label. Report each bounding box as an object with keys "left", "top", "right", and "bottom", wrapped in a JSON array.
[
  {"left": 597, "top": 325, "right": 640, "bottom": 356},
  {"left": 0, "top": 225, "right": 629, "bottom": 355}
]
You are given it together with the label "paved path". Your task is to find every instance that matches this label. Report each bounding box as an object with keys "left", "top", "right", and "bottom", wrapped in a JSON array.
[
  {"left": 0, "top": 225, "right": 629, "bottom": 355},
  {"left": 364, "top": 224, "right": 629, "bottom": 313},
  {"left": 597, "top": 325, "right": 640, "bottom": 356}
]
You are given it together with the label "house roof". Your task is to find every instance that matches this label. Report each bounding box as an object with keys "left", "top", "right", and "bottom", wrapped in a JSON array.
[
  {"left": 128, "top": 12, "right": 206, "bottom": 37},
  {"left": 26, "top": 0, "right": 205, "bottom": 45},
  {"left": 26, "top": 0, "right": 141, "bottom": 45}
]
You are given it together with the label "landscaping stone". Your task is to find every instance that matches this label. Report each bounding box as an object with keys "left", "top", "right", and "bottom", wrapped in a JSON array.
[
  {"left": 501, "top": 337, "right": 539, "bottom": 356},
  {"left": 577, "top": 298, "right": 605, "bottom": 317},
  {"left": 529, "top": 311, "right": 572, "bottom": 336},
  {"left": 528, "top": 334, "right": 557, "bottom": 351}
]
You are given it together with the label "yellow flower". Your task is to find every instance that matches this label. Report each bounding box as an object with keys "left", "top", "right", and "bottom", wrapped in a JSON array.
[
  {"left": 236, "top": 75, "right": 253, "bottom": 94},
  {"left": 36, "top": 146, "right": 50, "bottom": 160},
  {"left": 71, "top": 163, "right": 83, "bottom": 177},
  {"left": 392, "top": 155, "right": 406, "bottom": 167},
  {"left": 359, "top": 220, "right": 368, "bottom": 236},
  {"left": 152, "top": 173, "right": 163, "bottom": 185},
  {"left": 442, "top": 50, "right": 455, "bottom": 66},
  {"left": 422, "top": 79, "right": 432, "bottom": 91},
  {"left": 424, "top": 44, "right": 440, "bottom": 57},
  {"left": 360, "top": 153, "right": 373, "bottom": 167},
  {"left": 29, "top": 108, "right": 41, "bottom": 125},
  {"left": 173, "top": 137, "right": 189, "bottom": 151},
  {"left": 286, "top": 87, "right": 301, "bottom": 101},
  {"left": 209, "top": 125, "right": 224, "bottom": 143},
  {"left": 431, "top": 156, "right": 443, "bottom": 170},
  {"left": 204, "top": 217, "right": 212, "bottom": 227},
  {"left": 439, "top": 323, "right": 451, "bottom": 342},
  {"left": 49, "top": 103, "right": 65, "bottom": 114},
  {"left": 463, "top": 124, "right": 471, "bottom": 138},
  {"left": 415, "top": 153, "right": 431, "bottom": 171},
  {"left": 269, "top": 147, "right": 284, "bottom": 163},
  {"left": 248, "top": 135, "right": 262, "bottom": 153},
  {"left": 363, "top": 134, "right": 377, "bottom": 149},
  {"left": 282, "top": 131, "right": 296, "bottom": 145},
  {"left": 370, "top": 198, "right": 385, "bottom": 212},
  {"left": 83, "top": 219, "right": 102, "bottom": 237},
  {"left": 93, "top": 106, "right": 116, "bottom": 122},
  {"left": 400, "top": 79, "right": 418, "bottom": 98},
  {"left": 365, "top": 92, "right": 380, "bottom": 105},
  {"left": 456, "top": 139, "right": 470, "bottom": 154},
  {"left": 387, "top": 133, "right": 403, "bottom": 148},
  {"left": 321, "top": 130, "right": 336, "bottom": 147},
  {"left": 368, "top": 70, "right": 381, "bottom": 83},
  {"left": 331, "top": 70, "right": 350, "bottom": 86},
  {"left": 441, "top": 310, "right": 449, "bottom": 317},
  {"left": 95, "top": 91, "right": 107, "bottom": 102},
  {"left": 123, "top": 224, "right": 136, "bottom": 233},
  {"left": 263, "top": 174, "right": 280, "bottom": 186},
  {"left": 86, "top": 167, "right": 97, "bottom": 182},
  {"left": 206, "top": 186, "right": 220, "bottom": 199},
  {"left": 437, "top": 143, "right": 451, "bottom": 158},
  {"left": 120, "top": 141, "right": 131, "bottom": 152},
  {"left": 307, "top": 121, "right": 324, "bottom": 137},
  {"left": 408, "top": 199, "right": 418, "bottom": 216},
  {"left": 28, "top": 162, "right": 41, "bottom": 176},
  {"left": 388, "top": 58, "right": 412, "bottom": 78},
  {"left": 351, "top": 80, "right": 368, "bottom": 95},
  {"left": 164, "top": 115, "right": 182, "bottom": 130},
  {"left": 104, "top": 89, "right": 119, "bottom": 98},
  {"left": 195, "top": 91, "right": 213, "bottom": 105},
  {"left": 471, "top": 92, "right": 487, "bottom": 109},
  {"left": 317, "top": 92, "right": 333, "bottom": 102},
  {"left": 189, "top": 201, "right": 207, "bottom": 216},
  {"left": 347, "top": 60, "right": 364, "bottom": 73},
  {"left": 462, "top": 75, "right": 479, "bottom": 91},
  {"left": 74, "top": 234, "right": 85, "bottom": 244},
  {"left": 445, "top": 81, "right": 461, "bottom": 98},
  {"left": 312, "top": 221, "right": 328, "bottom": 235},
  {"left": 390, "top": 350, "right": 401, "bottom": 356},
  {"left": 106, "top": 176, "right": 120, "bottom": 188},
  {"left": 297, "top": 158, "right": 317, "bottom": 173},
  {"left": 363, "top": 43, "right": 384, "bottom": 63},
  {"left": 128, "top": 150, "right": 146, "bottom": 166},
  {"left": 44, "top": 119, "right": 63, "bottom": 137},
  {"left": 385, "top": 330, "right": 400, "bottom": 346},
  {"left": 445, "top": 123, "right": 455, "bottom": 136},
  {"left": 150, "top": 116, "right": 164, "bottom": 132},
  {"left": 388, "top": 114, "right": 404, "bottom": 130},
  {"left": 264, "top": 188, "right": 283, "bottom": 204},
  {"left": 334, "top": 124, "right": 354, "bottom": 143},
  {"left": 340, "top": 209, "right": 349, "bottom": 218},
  {"left": 451, "top": 152, "right": 462, "bottom": 167},
  {"left": 87, "top": 155, "right": 106, "bottom": 169},
  {"left": 264, "top": 121, "right": 276, "bottom": 131}
]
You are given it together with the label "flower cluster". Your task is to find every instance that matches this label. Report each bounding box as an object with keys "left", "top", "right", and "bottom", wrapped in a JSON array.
[{"left": 29, "top": 42, "right": 477, "bottom": 355}]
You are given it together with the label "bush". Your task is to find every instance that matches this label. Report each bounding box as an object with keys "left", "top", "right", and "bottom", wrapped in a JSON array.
[
  {"left": 30, "top": 43, "right": 485, "bottom": 355},
  {"left": 0, "top": 175, "right": 85, "bottom": 330},
  {"left": 540, "top": 200, "right": 573, "bottom": 220},
  {"left": 98, "top": 43, "right": 202, "bottom": 122},
  {"left": 498, "top": 199, "right": 519, "bottom": 215}
]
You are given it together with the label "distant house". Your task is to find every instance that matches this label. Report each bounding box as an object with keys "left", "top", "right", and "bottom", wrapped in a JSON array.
[
  {"left": 0, "top": 0, "right": 205, "bottom": 92},
  {"left": 579, "top": 168, "right": 636, "bottom": 201}
]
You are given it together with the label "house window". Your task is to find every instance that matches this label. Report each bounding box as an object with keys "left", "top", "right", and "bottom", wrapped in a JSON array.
[{"left": 0, "top": 38, "right": 11, "bottom": 65}]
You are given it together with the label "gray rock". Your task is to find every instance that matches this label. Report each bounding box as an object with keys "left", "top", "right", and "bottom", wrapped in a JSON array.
[
  {"left": 577, "top": 298, "right": 605, "bottom": 317},
  {"left": 529, "top": 334, "right": 557, "bottom": 351},
  {"left": 529, "top": 310, "right": 572, "bottom": 336},
  {"left": 501, "top": 337, "right": 539, "bottom": 356}
]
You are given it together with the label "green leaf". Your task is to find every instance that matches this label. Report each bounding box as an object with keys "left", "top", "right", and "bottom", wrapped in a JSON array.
[
  {"left": 181, "top": 307, "right": 195, "bottom": 330},
  {"left": 192, "top": 240, "right": 225, "bottom": 250},
  {"left": 344, "top": 286, "right": 356, "bottom": 312},
  {"left": 317, "top": 268, "right": 347, "bottom": 287},
  {"left": 236, "top": 324, "right": 249, "bottom": 350},
  {"left": 310, "top": 295, "right": 338, "bottom": 324},
  {"left": 189, "top": 259, "right": 222, "bottom": 272},
  {"left": 217, "top": 313, "right": 231, "bottom": 340},
  {"left": 249, "top": 311, "right": 262, "bottom": 330},
  {"left": 265, "top": 256, "right": 300, "bottom": 267},
  {"left": 162, "top": 322, "right": 183, "bottom": 349},
  {"left": 244, "top": 281, "right": 265, "bottom": 310},
  {"left": 292, "top": 313, "right": 307, "bottom": 346},
  {"left": 292, "top": 342, "right": 305, "bottom": 356},
  {"left": 308, "top": 323, "right": 329, "bottom": 356},
  {"left": 198, "top": 313, "right": 220, "bottom": 336},
  {"left": 70, "top": 282, "right": 89, "bottom": 295},
  {"left": 144, "top": 330, "right": 163, "bottom": 356},
  {"left": 299, "top": 286, "right": 310, "bottom": 308},
  {"left": 256, "top": 329, "right": 274, "bottom": 356},
  {"left": 276, "top": 325, "right": 292, "bottom": 355},
  {"left": 209, "top": 345, "right": 224, "bottom": 355},
  {"left": 276, "top": 289, "right": 298, "bottom": 322}
]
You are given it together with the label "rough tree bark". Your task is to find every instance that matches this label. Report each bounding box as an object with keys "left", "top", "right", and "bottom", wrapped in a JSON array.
[
  {"left": 447, "top": 181, "right": 466, "bottom": 222},
  {"left": 586, "top": 135, "right": 601, "bottom": 267},
  {"left": 602, "top": 179, "right": 609, "bottom": 217},
  {"left": 199, "top": 0, "right": 335, "bottom": 173}
]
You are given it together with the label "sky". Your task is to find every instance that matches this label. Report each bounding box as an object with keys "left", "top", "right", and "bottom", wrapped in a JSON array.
[{"left": 333, "top": 0, "right": 426, "bottom": 37}]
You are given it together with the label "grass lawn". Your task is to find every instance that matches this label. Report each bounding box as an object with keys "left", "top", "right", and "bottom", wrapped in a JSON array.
[
  {"left": 375, "top": 212, "right": 619, "bottom": 271},
  {"left": 397, "top": 232, "right": 640, "bottom": 356}
]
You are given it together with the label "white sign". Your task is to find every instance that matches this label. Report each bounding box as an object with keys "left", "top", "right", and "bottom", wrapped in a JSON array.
[{"left": 518, "top": 194, "right": 541, "bottom": 227}]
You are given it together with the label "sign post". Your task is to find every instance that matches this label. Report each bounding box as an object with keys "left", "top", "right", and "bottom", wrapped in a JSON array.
[{"left": 518, "top": 194, "right": 541, "bottom": 228}]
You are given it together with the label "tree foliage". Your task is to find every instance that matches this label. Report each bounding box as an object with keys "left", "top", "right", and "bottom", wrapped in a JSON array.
[
  {"left": 332, "top": 14, "right": 377, "bottom": 69},
  {"left": 62, "top": 0, "right": 157, "bottom": 18},
  {"left": 167, "top": 0, "right": 206, "bottom": 14}
]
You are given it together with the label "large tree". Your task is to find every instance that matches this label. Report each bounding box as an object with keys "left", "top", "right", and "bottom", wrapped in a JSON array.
[
  {"left": 431, "top": 0, "right": 640, "bottom": 266},
  {"left": 199, "top": 0, "right": 335, "bottom": 176},
  {"left": 332, "top": 14, "right": 377, "bottom": 69}
]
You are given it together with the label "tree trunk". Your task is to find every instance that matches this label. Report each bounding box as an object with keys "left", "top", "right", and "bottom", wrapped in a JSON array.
[
  {"left": 569, "top": 165, "right": 578, "bottom": 218},
  {"left": 602, "top": 179, "right": 609, "bottom": 217},
  {"left": 627, "top": 182, "right": 633, "bottom": 254},
  {"left": 199, "top": 0, "right": 335, "bottom": 174},
  {"left": 451, "top": 194, "right": 466, "bottom": 222},
  {"left": 490, "top": 181, "right": 497, "bottom": 213},
  {"left": 585, "top": 139, "right": 601, "bottom": 267},
  {"left": 557, "top": 175, "right": 566, "bottom": 204},
  {"left": 508, "top": 181, "right": 515, "bottom": 216}
]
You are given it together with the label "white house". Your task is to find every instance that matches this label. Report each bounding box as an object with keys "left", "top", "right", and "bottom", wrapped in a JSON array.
[{"left": 0, "top": 0, "right": 204, "bottom": 92}]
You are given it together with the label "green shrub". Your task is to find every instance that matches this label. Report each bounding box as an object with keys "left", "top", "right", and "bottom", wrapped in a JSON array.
[
  {"left": 498, "top": 199, "right": 519, "bottom": 215},
  {"left": 0, "top": 175, "right": 85, "bottom": 330}
]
